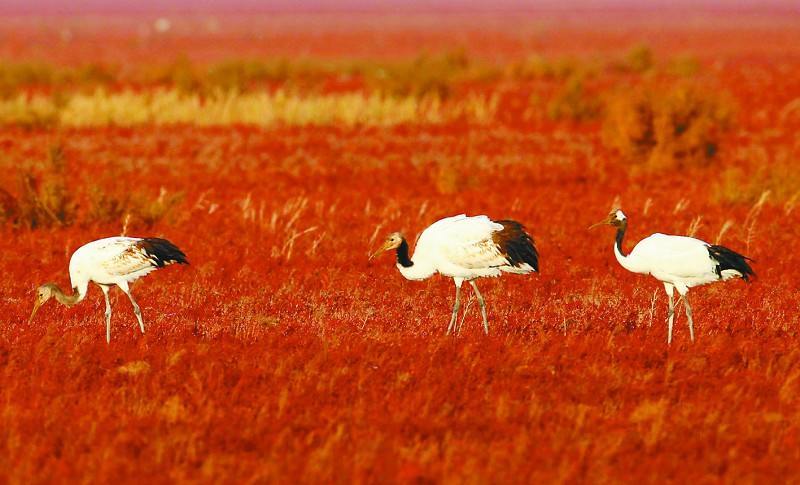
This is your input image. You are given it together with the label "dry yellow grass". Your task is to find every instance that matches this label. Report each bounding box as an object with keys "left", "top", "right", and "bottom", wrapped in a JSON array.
[
  {"left": 0, "top": 89, "right": 500, "bottom": 127},
  {"left": 0, "top": 94, "right": 59, "bottom": 127}
]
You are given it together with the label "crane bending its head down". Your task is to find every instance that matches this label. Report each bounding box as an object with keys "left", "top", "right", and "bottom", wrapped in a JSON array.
[
  {"left": 29, "top": 283, "right": 73, "bottom": 320},
  {"left": 29, "top": 236, "right": 188, "bottom": 343},
  {"left": 591, "top": 208, "right": 754, "bottom": 344},
  {"left": 371, "top": 214, "right": 539, "bottom": 335}
]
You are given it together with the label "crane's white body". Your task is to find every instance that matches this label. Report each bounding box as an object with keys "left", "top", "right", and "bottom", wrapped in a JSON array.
[
  {"left": 614, "top": 233, "right": 740, "bottom": 295},
  {"left": 397, "top": 214, "right": 536, "bottom": 281},
  {"left": 605, "top": 209, "right": 753, "bottom": 344},
  {"left": 69, "top": 237, "right": 163, "bottom": 300},
  {"left": 387, "top": 214, "right": 538, "bottom": 334},
  {"left": 36, "top": 236, "right": 187, "bottom": 343}
]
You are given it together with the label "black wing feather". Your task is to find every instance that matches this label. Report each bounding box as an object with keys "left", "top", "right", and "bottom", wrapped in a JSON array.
[
  {"left": 492, "top": 220, "right": 539, "bottom": 272},
  {"left": 138, "top": 238, "right": 189, "bottom": 267},
  {"left": 707, "top": 244, "right": 754, "bottom": 282}
]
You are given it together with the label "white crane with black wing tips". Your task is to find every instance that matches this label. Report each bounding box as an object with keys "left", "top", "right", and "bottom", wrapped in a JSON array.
[
  {"left": 371, "top": 214, "right": 539, "bottom": 334},
  {"left": 29, "top": 236, "right": 188, "bottom": 343},
  {"left": 591, "top": 209, "right": 754, "bottom": 344}
]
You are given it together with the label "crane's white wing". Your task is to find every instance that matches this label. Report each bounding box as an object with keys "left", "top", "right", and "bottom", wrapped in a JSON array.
[
  {"left": 416, "top": 215, "right": 538, "bottom": 275},
  {"left": 70, "top": 237, "right": 187, "bottom": 286},
  {"left": 69, "top": 237, "right": 155, "bottom": 282},
  {"left": 630, "top": 234, "right": 715, "bottom": 279}
]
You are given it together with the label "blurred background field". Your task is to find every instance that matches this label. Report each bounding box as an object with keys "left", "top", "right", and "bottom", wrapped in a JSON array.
[{"left": 1, "top": 4, "right": 800, "bottom": 483}]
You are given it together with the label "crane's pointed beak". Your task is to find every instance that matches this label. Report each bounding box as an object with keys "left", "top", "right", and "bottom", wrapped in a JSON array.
[
  {"left": 588, "top": 221, "right": 606, "bottom": 229},
  {"left": 589, "top": 216, "right": 613, "bottom": 229},
  {"left": 369, "top": 240, "right": 392, "bottom": 261},
  {"left": 28, "top": 299, "right": 42, "bottom": 324}
]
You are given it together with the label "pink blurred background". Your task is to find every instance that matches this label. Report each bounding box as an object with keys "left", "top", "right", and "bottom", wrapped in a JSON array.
[{"left": 2, "top": 0, "right": 798, "bottom": 14}]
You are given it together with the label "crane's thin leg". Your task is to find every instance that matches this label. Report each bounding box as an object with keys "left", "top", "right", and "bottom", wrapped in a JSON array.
[
  {"left": 664, "top": 282, "right": 675, "bottom": 345},
  {"left": 446, "top": 279, "right": 463, "bottom": 335},
  {"left": 118, "top": 282, "right": 145, "bottom": 334},
  {"left": 456, "top": 296, "right": 473, "bottom": 335},
  {"left": 100, "top": 285, "right": 112, "bottom": 344},
  {"left": 469, "top": 280, "right": 489, "bottom": 335},
  {"left": 682, "top": 294, "right": 695, "bottom": 342}
]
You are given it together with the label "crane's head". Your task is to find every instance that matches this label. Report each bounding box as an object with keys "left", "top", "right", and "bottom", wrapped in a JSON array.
[
  {"left": 29, "top": 283, "right": 56, "bottom": 323},
  {"left": 369, "top": 232, "right": 405, "bottom": 260},
  {"left": 589, "top": 209, "right": 627, "bottom": 229}
]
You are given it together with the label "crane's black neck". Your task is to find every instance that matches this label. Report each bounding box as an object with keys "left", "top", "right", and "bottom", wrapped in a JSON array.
[
  {"left": 615, "top": 221, "right": 628, "bottom": 257},
  {"left": 396, "top": 239, "right": 414, "bottom": 268}
]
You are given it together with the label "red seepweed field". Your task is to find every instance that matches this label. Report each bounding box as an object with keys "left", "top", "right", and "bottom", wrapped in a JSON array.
[{"left": 2, "top": 10, "right": 800, "bottom": 483}]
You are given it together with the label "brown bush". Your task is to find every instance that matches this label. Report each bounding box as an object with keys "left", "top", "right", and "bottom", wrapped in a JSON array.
[
  {"left": 0, "top": 62, "right": 116, "bottom": 98},
  {"left": 15, "top": 145, "right": 76, "bottom": 228},
  {"left": 86, "top": 185, "right": 184, "bottom": 227},
  {"left": 363, "top": 50, "right": 498, "bottom": 99},
  {"left": 130, "top": 187, "right": 184, "bottom": 226},
  {"left": 0, "top": 186, "right": 19, "bottom": 223},
  {"left": 2, "top": 146, "right": 182, "bottom": 229},
  {"left": 713, "top": 157, "right": 800, "bottom": 205},
  {"left": 86, "top": 185, "right": 129, "bottom": 223},
  {"left": 507, "top": 55, "right": 592, "bottom": 81},
  {"left": 611, "top": 44, "right": 655, "bottom": 74},
  {"left": 137, "top": 52, "right": 499, "bottom": 99},
  {"left": 602, "top": 82, "right": 735, "bottom": 169},
  {"left": 547, "top": 73, "right": 603, "bottom": 121}
]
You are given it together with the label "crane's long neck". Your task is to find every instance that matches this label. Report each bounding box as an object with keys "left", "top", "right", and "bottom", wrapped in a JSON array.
[
  {"left": 396, "top": 239, "right": 413, "bottom": 268},
  {"left": 52, "top": 284, "right": 84, "bottom": 306},
  {"left": 395, "top": 238, "right": 435, "bottom": 281},
  {"left": 613, "top": 220, "right": 641, "bottom": 273},
  {"left": 614, "top": 222, "right": 628, "bottom": 258}
]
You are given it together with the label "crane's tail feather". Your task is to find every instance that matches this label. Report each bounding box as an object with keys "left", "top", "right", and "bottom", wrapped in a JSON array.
[
  {"left": 707, "top": 244, "right": 754, "bottom": 282},
  {"left": 492, "top": 220, "right": 539, "bottom": 273},
  {"left": 138, "top": 238, "right": 189, "bottom": 267}
]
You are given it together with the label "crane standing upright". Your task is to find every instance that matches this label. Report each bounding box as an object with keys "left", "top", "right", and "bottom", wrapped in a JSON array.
[
  {"left": 371, "top": 214, "right": 539, "bottom": 334},
  {"left": 29, "top": 236, "right": 188, "bottom": 343},
  {"left": 591, "top": 209, "right": 754, "bottom": 344}
]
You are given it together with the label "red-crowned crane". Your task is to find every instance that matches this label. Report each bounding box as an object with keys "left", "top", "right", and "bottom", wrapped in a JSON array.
[
  {"left": 29, "top": 237, "right": 188, "bottom": 343},
  {"left": 370, "top": 214, "right": 539, "bottom": 334},
  {"left": 591, "top": 209, "right": 754, "bottom": 344}
]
